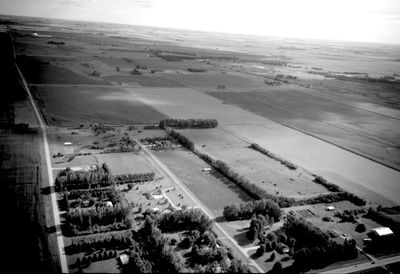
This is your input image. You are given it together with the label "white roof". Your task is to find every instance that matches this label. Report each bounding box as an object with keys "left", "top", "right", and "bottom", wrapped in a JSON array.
[
  {"left": 372, "top": 227, "right": 394, "bottom": 236},
  {"left": 152, "top": 207, "right": 160, "bottom": 212},
  {"left": 326, "top": 206, "right": 335, "bottom": 210},
  {"left": 64, "top": 142, "right": 72, "bottom": 145},
  {"left": 119, "top": 254, "right": 129, "bottom": 265}
]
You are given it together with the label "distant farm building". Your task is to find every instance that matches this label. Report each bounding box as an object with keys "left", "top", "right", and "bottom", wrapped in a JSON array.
[
  {"left": 326, "top": 206, "right": 335, "bottom": 211},
  {"left": 117, "top": 254, "right": 129, "bottom": 265},
  {"left": 201, "top": 167, "right": 212, "bottom": 173},
  {"left": 63, "top": 142, "right": 72, "bottom": 146},
  {"left": 371, "top": 227, "right": 394, "bottom": 237}
]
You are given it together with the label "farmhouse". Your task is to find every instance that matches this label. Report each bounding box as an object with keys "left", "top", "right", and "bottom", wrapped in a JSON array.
[{"left": 371, "top": 227, "right": 394, "bottom": 237}]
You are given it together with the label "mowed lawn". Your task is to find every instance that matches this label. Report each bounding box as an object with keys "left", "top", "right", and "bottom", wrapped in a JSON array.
[
  {"left": 155, "top": 149, "right": 252, "bottom": 216},
  {"left": 31, "top": 85, "right": 167, "bottom": 126},
  {"left": 96, "top": 152, "right": 155, "bottom": 175}
]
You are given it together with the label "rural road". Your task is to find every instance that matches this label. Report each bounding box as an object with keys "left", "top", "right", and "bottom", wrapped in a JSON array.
[
  {"left": 129, "top": 132, "right": 265, "bottom": 273},
  {"left": 12, "top": 35, "right": 69, "bottom": 273},
  {"left": 320, "top": 254, "right": 400, "bottom": 274}
]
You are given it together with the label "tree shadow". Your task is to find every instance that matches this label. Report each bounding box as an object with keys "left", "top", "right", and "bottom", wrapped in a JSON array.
[
  {"left": 233, "top": 230, "right": 253, "bottom": 247},
  {"left": 209, "top": 170, "right": 253, "bottom": 202},
  {"left": 41, "top": 186, "right": 55, "bottom": 195}
]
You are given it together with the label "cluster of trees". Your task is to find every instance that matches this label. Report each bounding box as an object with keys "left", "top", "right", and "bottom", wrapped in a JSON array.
[
  {"left": 293, "top": 239, "right": 358, "bottom": 271},
  {"left": 283, "top": 211, "right": 359, "bottom": 271},
  {"left": 55, "top": 166, "right": 111, "bottom": 191},
  {"left": 334, "top": 208, "right": 366, "bottom": 223},
  {"left": 223, "top": 199, "right": 282, "bottom": 221},
  {"left": 113, "top": 172, "right": 155, "bottom": 184},
  {"left": 65, "top": 230, "right": 134, "bottom": 254},
  {"left": 159, "top": 118, "right": 218, "bottom": 129},
  {"left": 156, "top": 209, "right": 213, "bottom": 233},
  {"left": 283, "top": 211, "right": 329, "bottom": 248},
  {"left": 248, "top": 214, "right": 273, "bottom": 241},
  {"left": 124, "top": 217, "right": 183, "bottom": 273},
  {"left": 167, "top": 129, "right": 195, "bottom": 151},
  {"left": 250, "top": 143, "right": 297, "bottom": 170},
  {"left": 66, "top": 202, "right": 131, "bottom": 234}
]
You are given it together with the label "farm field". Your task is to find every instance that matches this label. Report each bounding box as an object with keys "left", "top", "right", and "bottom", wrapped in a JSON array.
[
  {"left": 155, "top": 149, "right": 252, "bottom": 215},
  {"left": 123, "top": 87, "right": 267, "bottom": 125},
  {"left": 207, "top": 89, "right": 400, "bottom": 170},
  {"left": 31, "top": 85, "right": 167, "bottom": 126},
  {"left": 177, "top": 128, "right": 330, "bottom": 198},
  {"left": 225, "top": 123, "right": 400, "bottom": 206}
]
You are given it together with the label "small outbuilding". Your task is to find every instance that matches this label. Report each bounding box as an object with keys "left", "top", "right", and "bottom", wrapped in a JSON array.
[
  {"left": 326, "top": 206, "right": 335, "bottom": 211},
  {"left": 63, "top": 142, "right": 72, "bottom": 146},
  {"left": 201, "top": 167, "right": 212, "bottom": 173}
]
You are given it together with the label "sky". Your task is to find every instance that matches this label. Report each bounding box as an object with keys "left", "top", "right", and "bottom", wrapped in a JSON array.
[{"left": 1, "top": 0, "right": 400, "bottom": 44}]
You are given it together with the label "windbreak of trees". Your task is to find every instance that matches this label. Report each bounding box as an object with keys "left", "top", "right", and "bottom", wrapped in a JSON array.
[
  {"left": 65, "top": 230, "right": 134, "bottom": 254},
  {"left": 156, "top": 209, "right": 213, "bottom": 233},
  {"left": 167, "top": 129, "right": 195, "bottom": 151},
  {"left": 250, "top": 143, "right": 297, "bottom": 170},
  {"left": 197, "top": 152, "right": 297, "bottom": 207},
  {"left": 159, "top": 118, "right": 218, "bottom": 129},
  {"left": 223, "top": 199, "right": 282, "bottom": 221},
  {"left": 55, "top": 166, "right": 111, "bottom": 191},
  {"left": 65, "top": 186, "right": 121, "bottom": 202},
  {"left": 113, "top": 172, "right": 155, "bottom": 184}
]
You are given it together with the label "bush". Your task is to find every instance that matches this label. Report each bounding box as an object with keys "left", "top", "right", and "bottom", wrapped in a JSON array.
[{"left": 355, "top": 223, "right": 366, "bottom": 233}]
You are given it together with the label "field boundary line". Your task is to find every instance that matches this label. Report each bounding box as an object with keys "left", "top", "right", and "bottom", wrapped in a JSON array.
[{"left": 11, "top": 34, "right": 69, "bottom": 273}]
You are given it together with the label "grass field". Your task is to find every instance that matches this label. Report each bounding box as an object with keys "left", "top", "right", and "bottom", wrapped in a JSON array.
[
  {"left": 31, "top": 85, "right": 167, "bottom": 126},
  {"left": 155, "top": 149, "right": 252, "bottom": 215},
  {"left": 178, "top": 128, "right": 329, "bottom": 198},
  {"left": 96, "top": 152, "right": 154, "bottom": 175}
]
